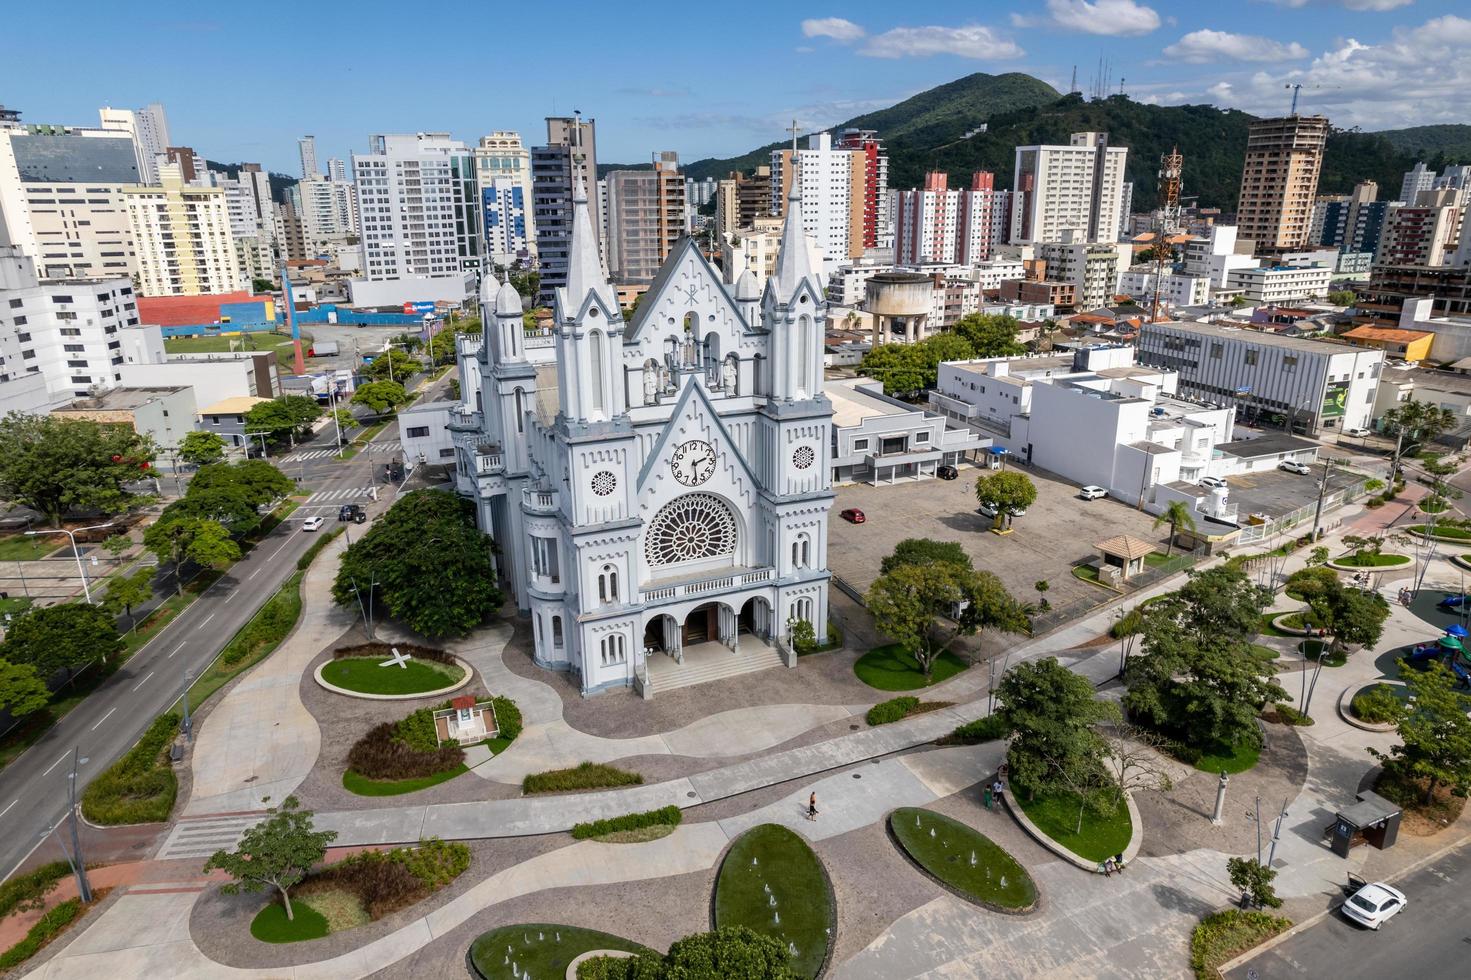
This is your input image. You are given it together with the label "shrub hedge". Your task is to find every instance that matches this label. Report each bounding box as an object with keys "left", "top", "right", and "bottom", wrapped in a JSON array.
[
  {"left": 523, "top": 762, "right": 643, "bottom": 795},
  {"left": 296, "top": 527, "right": 344, "bottom": 570},
  {"left": 348, "top": 721, "right": 463, "bottom": 781},
  {"left": 220, "top": 574, "right": 303, "bottom": 667},
  {"left": 1189, "top": 909, "right": 1290, "bottom": 979},
  {"left": 296, "top": 838, "right": 470, "bottom": 921},
  {"left": 491, "top": 695, "right": 522, "bottom": 740},
  {"left": 1351, "top": 684, "right": 1402, "bottom": 724},
  {"left": 940, "top": 714, "right": 1009, "bottom": 745},
  {"left": 80, "top": 712, "right": 179, "bottom": 824},
  {"left": 0, "top": 897, "right": 84, "bottom": 970},
  {"left": 1270, "top": 705, "right": 1314, "bottom": 727},
  {"left": 866, "top": 696, "right": 919, "bottom": 726},
  {"left": 331, "top": 641, "right": 456, "bottom": 667},
  {"left": 571, "top": 805, "right": 682, "bottom": 840},
  {"left": 0, "top": 861, "right": 69, "bottom": 920}
]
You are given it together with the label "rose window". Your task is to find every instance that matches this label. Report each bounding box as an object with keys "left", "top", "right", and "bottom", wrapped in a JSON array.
[
  {"left": 591, "top": 470, "right": 617, "bottom": 496},
  {"left": 645, "top": 493, "right": 737, "bottom": 567},
  {"left": 793, "top": 445, "right": 815, "bottom": 470}
]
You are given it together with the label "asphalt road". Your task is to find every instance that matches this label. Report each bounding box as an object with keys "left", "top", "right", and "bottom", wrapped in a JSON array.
[
  {"left": 0, "top": 417, "right": 399, "bottom": 882},
  {"left": 1227, "top": 837, "right": 1471, "bottom": 979}
]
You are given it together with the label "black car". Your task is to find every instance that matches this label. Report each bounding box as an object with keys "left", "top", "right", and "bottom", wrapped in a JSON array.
[
  {"left": 338, "top": 503, "right": 366, "bottom": 523},
  {"left": 937, "top": 464, "right": 959, "bottom": 480}
]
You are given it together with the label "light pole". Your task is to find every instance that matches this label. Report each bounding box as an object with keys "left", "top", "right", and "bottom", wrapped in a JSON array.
[
  {"left": 181, "top": 667, "right": 195, "bottom": 742},
  {"left": 65, "top": 747, "right": 92, "bottom": 902},
  {"left": 244, "top": 431, "right": 270, "bottom": 461},
  {"left": 26, "top": 521, "right": 113, "bottom": 604}
]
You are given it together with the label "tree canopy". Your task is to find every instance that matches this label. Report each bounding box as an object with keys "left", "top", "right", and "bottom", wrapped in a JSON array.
[
  {"left": 190, "top": 459, "right": 294, "bottom": 508},
  {"left": 1308, "top": 579, "right": 1389, "bottom": 654},
  {"left": 0, "top": 659, "right": 50, "bottom": 719},
  {"left": 880, "top": 538, "right": 973, "bottom": 575},
  {"left": 0, "top": 603, "right": 122, "bottom": 680},
  {"left": 866, "top": 562, "right": 1027, "bottom": 677},
  {"left": 364, "top": 348, "right": 420, "bottom": 382},
  {"left": 332, "top": 489, "right": 503, "bottom": 638},
  {"left": 103, "top": 566, "right": 155, "bottom": 626},
  {"left": 244, "top": 396, "right": 322, "bottom": 443},
  {"left": 1371, "top": 661, "right": 1471, "bottom": 805},
  {"left": 859, "top": 316, "right": 1025, "bottom": 396},
  {"left": 0, "top": 413, "right": 156, "bottom": 526},
  {"left": 997, "top": 657, "right": 1118, "bottom": 798},
  {"left": 974, "top": 471, "right": 1037, "bottom": 530},
  {"left": 1152, "top": 500, "right": 1197, "bottom": 556},
  {"left": 178, "top": 430, "right": 227, "bottom": 466},
  {"left": 584, "top": 926, "right": 799, "bottom": 980},
  {"left": 352, "top": 380, "right": 410, "bottom": 415},
  {"left": 203, "top": 796, "right": 336, "bottom": 922}
]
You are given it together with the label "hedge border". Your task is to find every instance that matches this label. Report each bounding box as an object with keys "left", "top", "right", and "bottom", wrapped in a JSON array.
[{"left": 570, "top": 805, "right": 682, "bottom": 840}]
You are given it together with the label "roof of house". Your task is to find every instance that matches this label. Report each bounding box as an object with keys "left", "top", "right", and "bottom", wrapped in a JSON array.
[
  {"left": 1341, "top": 325, "right": 1435, "bottom": 345},
  {"left": 1217, "top": 433, "right": 1319, "bottom": 459},
  {"left": 1095, "top": 534, "right": 1157, "bottom": 561},
  {"left": 54, "top": 386, "right": 191, "bottom": 413},
  {"left": 825, "top": 377, "right": 913, "bottom": 427},
  {"left": 199, "top": 395, "right": 272, "bottom": 416}
]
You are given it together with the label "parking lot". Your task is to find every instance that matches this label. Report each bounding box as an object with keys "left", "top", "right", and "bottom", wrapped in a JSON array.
[
  {"left": 1226, "top": 466, "right": 1364, "bottom": 522},
  {"left": 829, "top": 463, "right": 1174, "bottom": 610}
]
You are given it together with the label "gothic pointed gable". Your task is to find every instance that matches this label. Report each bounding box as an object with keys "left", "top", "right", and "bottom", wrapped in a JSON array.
[
  {"left": 627, "top": 236, "right": 749, "bottom": 344},
  {"left": 556, "top": 175, "right": 617, "bottom": 320},
  {"left": 633, "top": 379, "right": 759, "bottom": 510},
  {"left": 768, "top": 189, "right": 822, "bottom": 307}
]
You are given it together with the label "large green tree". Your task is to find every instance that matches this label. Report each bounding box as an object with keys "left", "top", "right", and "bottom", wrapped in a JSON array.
[
  {"left": 243, "top": 396, "right": 322, "bottom": 444},
  {"left": 0, "top": 604, "right": 122, "bottom": 679},
  {"left": 0, "top": 413, "right": 156, "bottom": 526},
  {"left": 880, "top": 538, "right": 973, "bottom": 575},
  {"left": 1308, "top": 580, "right": 1389, "bottom": 656},
  {"left": 951, "top": 313, "right": 1026, "bottom": 357},
  {"left": 177, "top": 431, "right": 226, "bottom": 467},
  {"left": 996, "top": 657, "right": 1118, "bottom": 799},
  {"left": 859, "top": 342, "right": 930, "bottom": 395},
  {"left": 203, "top": 796, "right": 336, "bottom": 922},
  {"left": 974, "top": 471, "right": 1037, "bottom": 530},
  {"left": 1383, "top": 398, "right": 1459, "bottom": 480},
  {"left": 364, "top": 348, "right": 420, "bottom": 382},
  {"left": 1124, "top": 566, "right": 1284, "bottom": 749},
  {"left": 143, "top": 514, "right": 241, "bottom": 594},
  {"left": 866, "top": 562, "right": 1027, "bottom": 678},
  {"left": 0, "top": 659, "right": 50, "bottom": 718},
  {"left": 103, "top": 566, "right": 156, "bottom": 629},
  {"left": 352, "top": 380, "right": 410, "bottom": 415},
  {"left": 189, "top": 459, "right": 294, "bottom": 508},
  {"left": 332, "top": 489, "right": 502, "bottom": 638},
  {"left": 1370, "top": 661, "right": 1471, "bottom": 805}
]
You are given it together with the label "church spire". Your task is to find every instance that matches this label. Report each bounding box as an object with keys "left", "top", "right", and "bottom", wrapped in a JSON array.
[
  {"left": 772, "top": 184, "right": 816, "bottom": 298},
  {"left": 562, "top": 174, "right": 616, "bottom": 316}
]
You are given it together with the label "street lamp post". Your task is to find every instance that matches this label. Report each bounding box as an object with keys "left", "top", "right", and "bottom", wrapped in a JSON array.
[
  {"left": 244, "top": 431, "right": 270, "bottom": 461},
  {"left": 181, "top": 667, "right": 195, "bottom": 742},
  {"left": 66, "top": 747, "right": 92, "bottom": 903},
  {"left": 26, "top": 521, "right": 114, "bottom": 604}
]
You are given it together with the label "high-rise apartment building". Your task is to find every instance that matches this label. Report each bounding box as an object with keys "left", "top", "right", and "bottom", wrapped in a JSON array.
[
  {"left": 604, "top": 152, "right": 686, "bottom": 282},
  {"left": 213, "top": 163, "right": 276, "bottom": 283},
  {"left": 1236, "top": 115, "right": 1329, "bottom": 254},
  {"left": 294, "top": 177, "right": 359, "bottom": 254},
  {"left": 1400, "top": 162, "right": 1435, "bottom": 204},
  {"left": 532, "top": 116, "right": 598, "bottom": 303},
  {"left": 893, "top": 171, "right": 1006, "bottom": 266},
  {"left": 1036, "top": 239, "right": 1129, "bottom": 310},
  {"left": 1010, "top": 132, "right": 1128, "bottom": 245},
  {"left": 1316, "top": 180, "right": 1391, "bottom": 256},
  {"left": 124, "top": 163, "right": 243, "bottom": 295},
  {"left": 327, "top": 158, "right": 348, "bottom": 183},
  {"left": 0, "top": 113, "right": 141, "bottom": 280},
  {"left": 99, "top": 103, "right": 170, "bottom": 184},
  {"left": 353, "top": 133, "right": 481, "bottom": 281},
  {"left": 834, "top": 129, "right": 890, "bottom": 250},
  {"left": 1378, "top": 190, "right": 1463, "bottom": 266},
  {"left": 771, "top": 133, "right": 864, "bottom": 271},
  {"left": 160, "top": 146, "right": 204, "bottom": 184},
  {"left": 475, "top": 132, "right": 535, "bottom": 265},
  {"left": 714, "top": 167, "right": 771, "bottom": 236},
  {"left": 299, "top": 136, "right": 319, "bottom": 179}
]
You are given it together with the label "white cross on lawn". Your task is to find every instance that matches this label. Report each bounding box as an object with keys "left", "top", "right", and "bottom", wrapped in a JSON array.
[{"left": 378, "top": 647, "right": 412, "bottom": 669}]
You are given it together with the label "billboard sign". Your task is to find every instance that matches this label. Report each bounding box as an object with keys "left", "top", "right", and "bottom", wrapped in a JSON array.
[
  {"left": 1320, "top": 381, "right": 1350, "bottom": 418},
  {"left": 401, "top": 301, "right": 436, "bottom": 315}
]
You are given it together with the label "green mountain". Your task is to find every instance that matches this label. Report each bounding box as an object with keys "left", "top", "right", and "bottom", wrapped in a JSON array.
[
  {"left": 675, "top": 73, "right": 1468, "bottom": 211},
  {"left": 205, "top": 160, "right": 298, "bottom": 204}
]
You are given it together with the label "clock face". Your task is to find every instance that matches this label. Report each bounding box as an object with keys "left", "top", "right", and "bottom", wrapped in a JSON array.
[{"left": 671, "top": 439, "right": 717, "bottom": 486}]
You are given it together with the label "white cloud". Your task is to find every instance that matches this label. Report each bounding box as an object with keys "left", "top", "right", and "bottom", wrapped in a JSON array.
[
  {"left": 1023, "top": 0, "right": 1162, "bottom": 37},
  {"left": 1266, "top": 0, "right": 1413, "bottom": 10},
  {"left": 801, "top": 17, "right": 865, "bottom": 42},
  {"left": 1163, "top": 29, "right": 1309, "bottom": 63},
  {"left": 859, "top": 24, "right": 1025, "bottom": 60}
]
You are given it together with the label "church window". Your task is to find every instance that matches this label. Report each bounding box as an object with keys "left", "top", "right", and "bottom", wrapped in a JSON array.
[
  {"left": 531, "top": 536, "right": 560, "bottom": 583},
  {"left": 551, "top": 615, "right": 564, "bottom": 647},
  {"left": 597, "top": 563, "right": 620, "bottom": 604},
  {"left": 591, "top": 470, "right": 617, "bottom": 496},
  {"left": 796, "top": 315, "right": 812, "bottom": 398},
  {"left": 645, "top": 493, "right": 737, "bottom": 568},
  {"left": 514, "top": 388, "right": 526, "bottom": 433},
  {"left": 589, "top": 329, "right": 606, "bottom": 416}
]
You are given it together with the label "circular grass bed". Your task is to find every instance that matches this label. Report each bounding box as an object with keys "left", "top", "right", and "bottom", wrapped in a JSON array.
[
  {"left": 714, "top": 824, "right": 833, "bottom": 979},
  {"left": 1013, "top": 780, "right": 1132, "bottom": 864},
  {"left": 889, "top": 808, "right": 1036, "bottom": 912},
  {"left": 1330, "top": 552, "right": 1411, "bottom": 568},
  {"left": 1407, "top": 523, "right": 1471, "bottom": 541},
  {"left": 320, "top": 656, "right": 465, "bottom": 696},
  {"left": 468, "top": 924, "right": 654, "bottom": 980},
  {"left": 1349, "top": 682, "right": 1410, "bottom": 724},
  {"left": 854, "top": 643, "right": 968, "bottom": 691},
  {"left": 1299, "top": 639, "right": 1345, "bottom": 667},
  {"left": 250, "top": 900, "right": 330, "bottom": 943},
  {"left": 1419, "top": 498, "right": 1449, "bottom": 514}
]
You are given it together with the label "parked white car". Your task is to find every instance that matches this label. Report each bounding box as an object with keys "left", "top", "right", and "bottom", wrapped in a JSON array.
[
  {"left": 978, "top": 501, "right": 1027, "bottom": 519},
  {"left": 1199, "top": 476, "right": 1228, "bottom": 489},
  {"left": 1279, "top": 459, "right": 1311, "bottom": 475},
  {"left": 1079, "top": 485, "right": 1107, "bottom": 500},
  {"left": 301, "top": 516, "right": 325, "bottom": 531},
  {"left": 1341, "top": 881, "right": 1407, "bottom": 930},
  {"left": 1345, "top": 427, "right": 1372, "bottom": 438}
]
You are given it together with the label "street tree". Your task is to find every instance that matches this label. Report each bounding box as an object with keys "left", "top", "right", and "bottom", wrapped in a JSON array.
[
  {"left": 244, "top": 396, "right": 322, "bottom": 444},
  {"left": 0, "top": 413, "right": 156, "bottom": 526},
  {"left": 203, "top": 796, "right": 336, "bottom": 922},
  {"left": 1383, "top": 399, "right": 1458, "bottom": 480},
  {"left": 190, "top": 459, "right": 293, "bottom": 508},
  {"left": 1283, "top": 566, "right": 1338, "bottom": 605},
  {"left": 1326, "top": 289, "right": 1357, "bottom": 307},
  {"left": 331, "top": 408, "right": 356, "bottom": 431},
  {"left": 352, "top": 380, "right": 410, "bottom": 416},
  {"left": 101, "top": 534, "right": 132, "bottom": 565},
  {"left": 995, "top": 657, "right": 1118, "bottom": 802},
  {"left": 178, "top": 431, "right": 226, "bottom": 467},
  {"left": 866, "top": 563, "right": 1027, "bottom": 679},
  {"left": 363, "top": 348, "right": 419, "bottom": 382},
  {"left": 879, "top": 538, "right": 972, "bottom": 575},
  {"left": 951, "top": 313, "right": 1026, "bottom": 357},
  {"left": 0, "top": 604, "right": 122, "bottom": 679},
  {"left": 331, "top": 489, "right": 503, "bottom": 638},
  {"left": 103, "top": 566, "right": 155, "bottom": 629},
  {"left": 1034, "top": 579, "right": 1050, "bottom": 610},
  {"left": 1370, "top": 660, "right": 1471, "bottom": 805},
  {"left": 0, "top": 659, "right": 50, "bottom": 719},
  {"left": 1152, "top": 500, "right": 1197, "bottom": 556},
  {"left": 859, "top": 343, "right": 929, "bottom": 396},
  {"left": 1308, "top": 579, "right": 1389, "bottom": 656},
  {"left": 143, "top": 514, "right": 241, "bottom": 594},
  {"left": 1101, "top": 723, "right": 1174, "bottom": 807},
  {"left": 1227, "top": 857, "right": 1283, "bottom": 909},
  {"left": 974, "top": 471, "right": 1037, "bottom": 530}
]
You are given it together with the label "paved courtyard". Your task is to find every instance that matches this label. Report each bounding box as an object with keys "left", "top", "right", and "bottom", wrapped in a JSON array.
[
  {"left": 1227, "top": 466, "right": 1364, "bottom": 523},
  {"left": 830, "top": 462, "right": 1173, "bottom": 607}
]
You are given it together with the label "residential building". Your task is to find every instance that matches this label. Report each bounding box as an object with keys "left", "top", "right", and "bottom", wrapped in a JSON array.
[
  {"left": 1136, "top": 319, "right": 1382, "bottom": 435},
  {"left": 1401, "top": 162, "right": 1436, "bottom": 204},
  {"left": 1236, "top": 115, "right": 1329, "bottom": 255},
  {"left": 447, "top": 174, "right": 834, "bottom": 698},
  {"left": 1377, "top": 191, "right": 1462, "bottom": 266},
  {"left": 714, "top": 168, "right": 771, "bottom": 237},
  {"left": 971, "top": 257, "right": 1027, "bottom": 291},
  {"left": 833, "top": 129, "right": 890, "bottom": 250},
  {"left": 1358, "top": 264, "right": 1471, "bottom": 325},
  {"left": 398, "top": 400, "right": 456, "bottom": 469},
  {"left": 1010, "top": 132, "right": 1129, "bottom": 245},
  {"left": 1182, "top": 224, "right": 1260, "bottom": 288},
  {"left": 159, "top": 146, "right": 204, "bottom": 185},
  {"left": 1366, "top": 297, "right": 1471, "bottom": 363},
  {"left": 719, "top": 217, "right": 785, "bottom": 287},
  {"left": 0, "top": 114, "right": 141, "bottom": 280},
  {"left": 685, "top": 177, "right": 717, "bottom": 208},
  {"left": 475, "top": 132, "right": 535, "bottom": 265},
  {"left": 53, "top": 385, "right": 195, "bottom": 451},
  {"left": 532, "top": 116, "right": 598, "bottom": 304},
  {"left": 1316, "top": 181, "right": 1392, "bottom": 256},
  {"left": 1117, "top": 182, "right": 1134, "bottom": 242},
  {"left": 604, "top": 152, "right": 686, "bottom": 282},
  {"left": 1036, "top": 239, "right": 1129, "bottom": 310},
  {"left": 198, "top": 394, "right": 272, "bottom": 449},
  {"left": 213, "top": 163, "right": 277, "bottom": 283},
  {"left": 299, "top": 136, "right": 319, "bottom": 179},
  {"left": 327, "top": 158, "right": 348, "bottom": 183},
  {"left": 353, "top": 133, "right": 481, "bottom": 282},
  {"left": 893, "top": 171, "right": 1005, "bottom": 266},
  {"left": 124, "top": 164, "right": 243, "bottom": 296},
  {"left": 771, "top": 133, "right": 863, "bottom": 270},
  {"left": 1372, "top": 363, "right": 1471, "bottom": 444},
  {"left": 273, "top": 201, "right": 307, "bottom": 263},
  {"left": 295, "top": 176, "right": 358, "bottom": 253},
  {"left": 1226, "top": 263, "right": 1333, "bottom": 305},
  {"left": 98, "top": 103, "right": 170, "bottom": 185},
  {"left": 999, "top": 278, "right": 1076, "bottom": 308},
  {"left": 1340, "top": 324, "right": 1433, "bottom": 362},
  {"left": 827, "top": 376, "right": 988, "bottom": 484},
  {"left": 1117, "top": 269, "right": 1212, "bottom": 309}
]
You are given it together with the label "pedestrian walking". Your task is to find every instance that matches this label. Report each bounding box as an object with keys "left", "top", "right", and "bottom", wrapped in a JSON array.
[
  {"left": 992, "top": 779, "right": 1004, "bottom": 807},
  {"left": 807, "top": 792, "right": 818, "bottom": 822},
  {"left": 1113, "top": 852, "right": 1126, "bottom": 873}
]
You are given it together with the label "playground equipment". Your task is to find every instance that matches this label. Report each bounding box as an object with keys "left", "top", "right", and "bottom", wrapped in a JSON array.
[{"left": 1404, "top": 630, "right": 1471, "bottom": 688}]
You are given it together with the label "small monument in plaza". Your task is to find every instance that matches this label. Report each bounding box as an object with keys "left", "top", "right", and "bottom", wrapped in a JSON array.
[{"left": 378, "top": 646, "right": 412, "bottom": 669}]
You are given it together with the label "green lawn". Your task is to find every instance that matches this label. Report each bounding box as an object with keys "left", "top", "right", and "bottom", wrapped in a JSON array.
[
  {"left": 1072, "top": 564, "right": 1116, "bottom": 589},
  {"left": 890, "top": 808, "right": 1036, "bottom": 910},
  {"left": 1247, "top": 644, "right": 1280, "bottom": 662},
  {"left": 1419, "top": 497, "right": 1449, "bottom": 514},
  {"left": 0, "top": 596, "right": 32, "bottom": 618},
  {"left": 1408, "top": 523, "right": 1471, "bottom": 540},
  {"left": 1013, "top": 781, "right": 1132, "bottom": 863},
  {"left": 1333, "top": 552, "right": 1411, "bottom": 567},
  {"left": 343, "top": 764, "right": 467, "bottom": 797},
  {"left": 1193, "top": 740, "right": 1261, "bottom": 775},
  {"left": 249, "top": 900, "right": 330, "bottom": 943},
  {"left": 1142, "top": 551, "right": 1172, "bottom": 567},
  {"left": 0, "top": 536, "right": 59, "bottom": 561},
  {"left": 714, "top": 824, "right": 833, "bottom": 979},
  {"left": 165, "top": 331, "right": 309, "bottom": 371},
  {"left": 319, "top": 657, "right": 464, "bottom": 695},
  {"left": 468, "top": 925, "right": 655, "bottom": 980},
  {"left": 854, "top": 643, "right": 968, "bottom": 691}
]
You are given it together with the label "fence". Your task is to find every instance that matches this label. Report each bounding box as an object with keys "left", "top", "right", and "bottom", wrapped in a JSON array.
[
  {"left": 1029, "top": 546, "right": 1208, "bottom": 636},
  {"left": 1235, "top": 468, "right": 1380, "bottom": 545}
]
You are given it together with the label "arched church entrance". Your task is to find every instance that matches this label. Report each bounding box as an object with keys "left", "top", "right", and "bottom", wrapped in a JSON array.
[
  {"left": 643, "top": 614, "right": 681, "bottom": 662},
  {"left": 739, "top": 596, "right": 773, "bottom": 641}
]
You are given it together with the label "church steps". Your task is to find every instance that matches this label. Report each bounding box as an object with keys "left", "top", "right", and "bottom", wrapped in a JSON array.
[{"left": 646, "top": 647, "right": 786, "bottom": 692}]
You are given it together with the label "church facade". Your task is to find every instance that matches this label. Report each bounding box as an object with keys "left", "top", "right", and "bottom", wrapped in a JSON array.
[{"left": 450, "top": 178, "right": 833, "bottom": 696}]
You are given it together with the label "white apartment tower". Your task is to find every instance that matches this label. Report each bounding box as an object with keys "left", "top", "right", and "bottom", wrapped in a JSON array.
[
  {"left": 1011, "top": 132, "right": 1128, "bottom": 245},
  {"left": 327, "top": 158, "right": 349, "bottom": 183},
  {"left": 353, "top": 133, "right": 481, "bottom": 281},
  {"left": 770, "top": 133, "right": 857, "bottom": 273},
  {"left": 1400, "top": 162, "right": 1435, "bottom": 205},
  {"left": 894, "top": 171, "right": 1005, "bottom": 266},
  {"left": 475, "top": 132, "right": 536, "bottom": 265},
  {"left": 124, "top": 163, "right": 242, "bottom": 296},
  {"left": 299, "top": 136, "right": 319, "bottom": 179},
  {"left": 99, "top": 103, "right": 170, "bottom": 184}
]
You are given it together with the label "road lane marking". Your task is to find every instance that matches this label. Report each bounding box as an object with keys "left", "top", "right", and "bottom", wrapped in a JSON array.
[
  {"left": 247, "top": 568, "right": 260, "bottom": 580},
  {"left": 131, "top": 671, "right": 154, "bottom": 692},
  {"left": 224, "top": 590, "right": 237, "bottom": 603},
  {"left": 268, "top": 539, "right": 292, "bottom": 560},
  {"left": 168, "top": 641, "right": 186, "bottom": 659},
  {"left": 0, "top": 800, "right": 15, "bottom": 819},
  {"left": 198, "top": 613, "right": 215, "bottom": 628},
  {"left": 90, "top": 707, "right": 117, "bottom": 731},
  {"left": 42, "top": 751, "right": 69, "bottom": 777}
]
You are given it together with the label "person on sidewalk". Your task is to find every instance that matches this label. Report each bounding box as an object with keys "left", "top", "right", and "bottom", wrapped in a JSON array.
[
  {"left": 807, "top": 792, "right": 818, "bottom": 822},
  {"left": 1100, "top": 858, "right": 1114, "bottom": 877},
  {"left": 1113, "top": 852, "right": 1126, "bottom": 873},
  {"left": 992, "top": 779, "right": 1005, "bottom": 807}
]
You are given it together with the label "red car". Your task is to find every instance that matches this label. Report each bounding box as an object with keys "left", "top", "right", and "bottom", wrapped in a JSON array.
[{"left": 841, "top": 508, "right": 866, "bottom": 524}]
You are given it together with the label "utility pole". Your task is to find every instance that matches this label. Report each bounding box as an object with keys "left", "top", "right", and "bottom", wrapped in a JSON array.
[
  {"left": 1310, "top": 457, "right": 1345, "bottom": 541},
  {"left": 66, "top": 748, "right": 92, "bottom": 903}
]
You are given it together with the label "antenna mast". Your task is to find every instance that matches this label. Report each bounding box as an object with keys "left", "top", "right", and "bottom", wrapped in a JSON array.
[{"left": 1150, "top": 146, "right": 1184, "bottom": 325}]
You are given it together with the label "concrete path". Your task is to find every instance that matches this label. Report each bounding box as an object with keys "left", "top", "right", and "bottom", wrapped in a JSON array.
[{"left": 183, "top": 534, "right": 355, "bottom": 816}]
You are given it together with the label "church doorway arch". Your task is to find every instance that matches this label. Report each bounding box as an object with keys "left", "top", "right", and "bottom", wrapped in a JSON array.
[
  {"left": 739, "top": 596, "right": 773, "bottom": 641},
  {"left": 643, "top": 614, "right": 681, "bottom": 662},
  {"left": 684, "top": 601, "right": 739, "bottom": 650}
]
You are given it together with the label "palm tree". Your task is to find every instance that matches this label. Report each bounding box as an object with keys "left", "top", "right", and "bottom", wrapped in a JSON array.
[{"left": 1153, "top": 500, "right": 1197, "bottom": 557}]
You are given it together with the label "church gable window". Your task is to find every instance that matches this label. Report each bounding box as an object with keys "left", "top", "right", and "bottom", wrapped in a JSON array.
[{"left": 645, "top": 493, "right": 737, "bottom": 568}]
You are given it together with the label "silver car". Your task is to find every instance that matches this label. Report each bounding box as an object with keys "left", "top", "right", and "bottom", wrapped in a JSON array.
[{"left": 1341, "top": 881, "right": 1407, "bottom": 930}]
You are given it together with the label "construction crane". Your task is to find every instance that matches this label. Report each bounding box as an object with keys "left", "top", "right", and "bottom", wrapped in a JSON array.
[
  {"left": 1285, "top": 83, "right": 1304, "bottom": 115},
  {"left": 1149, "top": 147, "right": 1184, "bottom": 325}
]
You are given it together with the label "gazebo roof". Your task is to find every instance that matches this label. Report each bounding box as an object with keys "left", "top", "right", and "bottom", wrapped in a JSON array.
[
  {"left": 451, "top": 695, "right": 476, "bottom": 710},
  {"left": 1096, "top": 534, "right": 1157, "bottom": 561}
]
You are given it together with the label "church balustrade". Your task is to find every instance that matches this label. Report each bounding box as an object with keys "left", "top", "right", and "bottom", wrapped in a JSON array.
[
  {"left": 446, "top": 407, "right": 482, "bottom": 433},
  {"left": 474, "top": 446, "right": 504, "bottom": 474},
  {"left": 524, "top": 327, "right": 555, "bottom": 350},
  {"left": 638, "top": 566, "right": 774, "bottom": 604},
  {"left": 522, "top": 487, "right": 560, "bottom": 514}
]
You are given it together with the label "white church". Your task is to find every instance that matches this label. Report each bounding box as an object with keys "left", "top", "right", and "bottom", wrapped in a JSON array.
[{"left": 449, "top": 178, "right": 833, "bottom": 697}]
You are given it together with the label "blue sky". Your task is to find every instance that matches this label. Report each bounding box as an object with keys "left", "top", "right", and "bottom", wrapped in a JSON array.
[{"left": 4, "top": 0, "right": 1467, "bottom": 175}]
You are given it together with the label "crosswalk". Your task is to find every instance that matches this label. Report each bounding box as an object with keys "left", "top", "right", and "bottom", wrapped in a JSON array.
[
  {"left": 280, "top": 448, "right": 337, "bottom": 463},
  {"left": 303, "top": 486, "right": 373, "bottom": 504},
  {"left": 155, "top": 812, "right": 263, "bottom": 861},
  {"left": 279, "top": 441, "right": 401, "bottom": 464}
]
